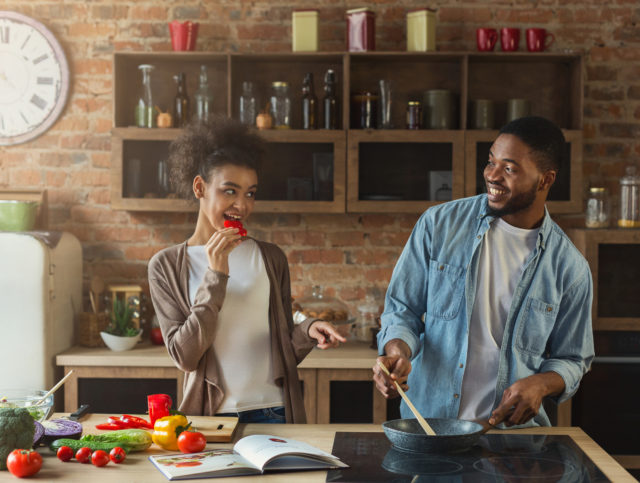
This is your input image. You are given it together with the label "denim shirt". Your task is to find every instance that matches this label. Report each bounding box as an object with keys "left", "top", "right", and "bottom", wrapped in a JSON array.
[{"left": 378, "top": 195, "right": 594, "bottom": 427}]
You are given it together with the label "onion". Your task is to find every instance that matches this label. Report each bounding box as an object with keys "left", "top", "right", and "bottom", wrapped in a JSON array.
[{"left": 41, "top": 419, "right": 83, "bottom": 444}]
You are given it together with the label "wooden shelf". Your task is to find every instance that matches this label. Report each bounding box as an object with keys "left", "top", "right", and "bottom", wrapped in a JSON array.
[{"left": 111, "top": 51, "right": 583, "bottom": 214}]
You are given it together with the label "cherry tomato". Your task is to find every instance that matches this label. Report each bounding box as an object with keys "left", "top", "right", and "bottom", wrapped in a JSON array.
[
  {"left": 109, "top": 446, "right": 126, "bottom": 464},
  {"left": 91, "top": 450, "right": 110, "bottom": 467},
  {"left": 177, "top": 430, "right": 207, "bottom": 453},
  {"left": 6, "top": 449, "right": 43, "bottom": 477},
  {"left": 75, "top": 446, "right": 92, "bottom": 463},
  {"left": 57, "top": 445, "right": 74, "bottom": 462}
]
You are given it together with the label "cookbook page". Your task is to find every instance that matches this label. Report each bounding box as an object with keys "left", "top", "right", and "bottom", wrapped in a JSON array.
[
  {"left": 234, "top": 435, "right": 346, "bottom": 470},
  {"left": 149, "top": 449, "right": 259, "bottom": 480}
]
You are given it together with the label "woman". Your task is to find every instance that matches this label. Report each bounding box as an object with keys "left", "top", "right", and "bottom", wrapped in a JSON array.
[{"left": 148, "top": 117, "right": 345, "bottom": 423}]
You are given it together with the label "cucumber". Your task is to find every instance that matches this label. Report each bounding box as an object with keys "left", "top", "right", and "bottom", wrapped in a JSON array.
[{"left": 50, "top": 438, "right": 131, "bottom": 453}]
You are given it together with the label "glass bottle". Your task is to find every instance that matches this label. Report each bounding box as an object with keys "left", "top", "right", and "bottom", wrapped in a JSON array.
[
  {"left": 239, "top": 81, "right": 257, "bottom": 126},
  {"left": 194, "top": 65, "right": 215, "bottom": 123},
  {"left": 585, "top": 187, "right": 610, "bottom": 228},
  {"left": 135, "top": 64, "right": 155, "bottom": 128},
  {"left": 301, "top": 73, "right": 317, "bottom": 129},
  {"left": 173, "top": 72, "right": 190, "bottom": 128},
  {"left": 269, "top": 81, "right": 291, "bottom": 129},
  {"left": 618, "top": 166, "right": 640, "bottom": 228},
  {"left": 322, "top": 69, "right": 338, "bottom": 129}
]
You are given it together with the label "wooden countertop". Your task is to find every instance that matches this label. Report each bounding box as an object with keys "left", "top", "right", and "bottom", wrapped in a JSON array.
[
  {"left": 56, "top": 340, "right": 379, "bottom": 370},
  {"left": 4, "top": 413, "right": 634, "bottom": 482}
]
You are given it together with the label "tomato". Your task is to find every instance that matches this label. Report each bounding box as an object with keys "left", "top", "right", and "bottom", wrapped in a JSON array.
[
  {"left": 150, "top": 327, "right": 164, "bottom": 345},
  {"left": 109, "top": 446, "right": 126, "bottom": 464},
  {"left": 177, "top": 431, "right": 207, "bottom": 453},
  {"left": 91, "top": 450, "right": 110, "bottom": 467},
  {"left": 6, "top": 449, "right": 42, "bottom": 477},
  {"left": 75, "top": 446, "right": 92, "bottom": 463},
  {"left": 57, "top": 445, "right": 74, "bottom": 462}
]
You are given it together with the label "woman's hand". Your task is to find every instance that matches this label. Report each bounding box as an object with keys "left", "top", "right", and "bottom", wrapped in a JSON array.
[
  {"left": 308, "top": 321, "right": 347, "bottom": 349},
  {"left": 205, "top": 227, "right": 243, "bottom": 274}
]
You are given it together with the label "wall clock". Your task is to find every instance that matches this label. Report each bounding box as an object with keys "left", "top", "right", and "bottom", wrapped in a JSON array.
[{"left": 0, "top": 11, "right": 70, "bottom": 146}]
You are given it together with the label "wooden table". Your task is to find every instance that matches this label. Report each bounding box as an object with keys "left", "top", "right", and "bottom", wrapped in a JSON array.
[
  {"left": 56, "top": 341, "right": 384, "bottom": 424},
  {"left": 2, "top": 413, "right": 634, "bottom": 482}
]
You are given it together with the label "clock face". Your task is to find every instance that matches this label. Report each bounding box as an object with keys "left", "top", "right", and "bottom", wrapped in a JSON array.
[{"left": 0, "top": 11, "right": 69, "bottom": 145}]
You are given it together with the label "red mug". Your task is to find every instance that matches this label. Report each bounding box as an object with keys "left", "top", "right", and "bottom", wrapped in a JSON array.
[
  {"left": 526, "top": 28, "right": 555, "bottom": 52},
  {"left": 476, "top": 28, "right": 498, "bottom": 52},
  {"left": 169, "top": 20, "right": 199, "bottom": 51},
  {"left": 500, "top": 28, "right": 520, "bottom": 52}
]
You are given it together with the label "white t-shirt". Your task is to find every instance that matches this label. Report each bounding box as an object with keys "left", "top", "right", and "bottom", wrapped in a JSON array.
[
  {"left": 187, "top": 239, "right": 283, "bottom": 412},
  {"left": 458, "top": 218, "right": 539, "bottom": 420}
]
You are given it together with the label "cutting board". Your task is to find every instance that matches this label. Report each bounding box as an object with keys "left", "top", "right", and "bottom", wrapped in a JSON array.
[{"left": 189, "top": 415, "right": 239, "bottom": 442}]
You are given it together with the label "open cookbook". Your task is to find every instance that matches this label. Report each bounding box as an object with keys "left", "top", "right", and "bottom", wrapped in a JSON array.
[{"left": 148, "top": 434, "right": 348, "bottom": 480}]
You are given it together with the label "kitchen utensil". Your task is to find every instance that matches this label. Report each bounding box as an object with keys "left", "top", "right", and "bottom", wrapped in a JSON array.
[
  {"left": 476, "top": 28, "right": 498, "bottom": 51},
  {"left": 35, "top": 370, "right": 74, "bottom": 406},
  {"left": 189, "top": 415, "right": 240, "bottom": 442},
  {"left": 500, "top": 27, "right": 520, "bottom": 51},
  {"left": 383, "top": 418, "right": 492, "bottom": 453},
  {"left": 377, "top": 361, "right": 436, "bottom": 436},
  {"left": 0, "top": 389, "right": 54, "bottom": 422},
  {"left": 68, "top": 404, "right": 90, "bottom": 421},
  {"left": 90, "top": 275, "right": 104, "bottom": 313},
  {"left": 526, "top": 28, "right": 555, "bottom": 52}
]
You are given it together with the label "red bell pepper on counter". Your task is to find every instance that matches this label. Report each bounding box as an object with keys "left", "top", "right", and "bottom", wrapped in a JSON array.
[
  {"left": 148, "top": 393, "right": 173, "bottom": 426},
  {"left": 95, "top": 415, "right": 152, "bottom": 430}
]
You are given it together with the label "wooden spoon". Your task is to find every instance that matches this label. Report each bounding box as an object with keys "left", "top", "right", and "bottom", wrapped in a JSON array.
[
  {"left": 90, "top": 275, "right": 105, "bottom": 313},
  {"left": 35, "top": 370, "right": 74, "bottom": 406},
  {"left": 377, "top": 361, "right": 436, "bottom": 436}
]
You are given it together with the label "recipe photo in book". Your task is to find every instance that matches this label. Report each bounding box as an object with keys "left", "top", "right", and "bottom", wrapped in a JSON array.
[{"left": 148, "top": 434, "right": 349, "bottom": 480}]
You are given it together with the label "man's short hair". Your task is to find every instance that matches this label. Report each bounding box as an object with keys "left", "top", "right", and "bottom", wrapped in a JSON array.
[{"left": 499, "top": 116, "right": 565, "bottom": 173}]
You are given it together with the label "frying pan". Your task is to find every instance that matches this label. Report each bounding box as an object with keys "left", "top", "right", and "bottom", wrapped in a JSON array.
[{"left": 382, "top": 418, "right": 492, "bottom": 453}]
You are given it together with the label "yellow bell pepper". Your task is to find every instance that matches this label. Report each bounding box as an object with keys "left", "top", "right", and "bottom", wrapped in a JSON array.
[{"left": 152, "top": 414, "right": 191, "bottom": 451}]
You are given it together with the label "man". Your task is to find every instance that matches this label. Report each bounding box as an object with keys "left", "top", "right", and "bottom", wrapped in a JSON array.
[{"left": 374, "top": 116, "right": 594, "bottom": 428}]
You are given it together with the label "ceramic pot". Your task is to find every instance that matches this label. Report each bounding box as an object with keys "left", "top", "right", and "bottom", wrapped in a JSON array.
[{"left": 100, "top": 330, "right": 142, "bottom": 351}]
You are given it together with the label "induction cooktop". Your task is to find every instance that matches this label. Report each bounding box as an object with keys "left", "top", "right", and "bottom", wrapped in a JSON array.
[{"left": 326, "top": 432, "right": 610, "bottom": 482}]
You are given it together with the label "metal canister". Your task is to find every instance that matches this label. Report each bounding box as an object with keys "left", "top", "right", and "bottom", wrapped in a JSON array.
[
  {"left": 406, "top": 101, "right": 422, "bottom": 129},
  {"left": 346, "top": 7, "right": 375, "bottom": 52}
]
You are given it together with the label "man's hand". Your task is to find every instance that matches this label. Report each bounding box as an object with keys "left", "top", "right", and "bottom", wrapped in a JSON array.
[
  {"left": 308, "top": 321, "right": 347, "bottom": 349},
  {"left": 489, "top": 372, "right": 565, "bottom": 427},
  {"left": 373, "top": 339, "right": 412, "bottom": 399}
]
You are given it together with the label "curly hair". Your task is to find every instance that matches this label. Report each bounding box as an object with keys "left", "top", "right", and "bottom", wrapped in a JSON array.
[
  {"left": 167, "top": 116, "right": 266, "bottom": 200},
  {"left": 499, "top": 116, "right": 565, "bottom": 173}
]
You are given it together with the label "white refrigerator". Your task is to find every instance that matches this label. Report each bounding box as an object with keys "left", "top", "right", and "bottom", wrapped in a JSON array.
[{"left": 0, "top": 232, "right": 82, "bottom": 391}]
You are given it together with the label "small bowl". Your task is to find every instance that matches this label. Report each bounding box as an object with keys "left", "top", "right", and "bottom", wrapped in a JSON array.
[
  {"left": 0, "top": 389, "right": 53, "bottom": 422},
  {"left": 0, "top": 200, "right": 38, "bottom": 231},
  {"left": 100, "top": 330, "right": 142, "bottom": 351}
]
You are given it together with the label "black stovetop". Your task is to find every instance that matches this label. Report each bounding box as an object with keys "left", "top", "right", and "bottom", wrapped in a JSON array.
[{"left": 326, "top": 432, "right": 610, "bottom": 482}]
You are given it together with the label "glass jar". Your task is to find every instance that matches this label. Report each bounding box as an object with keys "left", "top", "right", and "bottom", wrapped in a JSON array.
[
  {"left": 353, "top": 295, "right": 380, "bottom": 342},
  {"left": 406, "top": 101, "right": 422, "bottom": 129},
  {"left": 269, "top": 81, "right": 291, "bottom": 129},
  {"left": 292, "top": 285, "right": 353, "bottom": 338},
  {"left": 585, "top": 187, "right": 610, "bottom": 228},
  {"left": 194, "top": 65, "right": 215, "bottom": 123},
  {"left": 618, "top": 166, "right": 640, "bottom": 228},
  {"left": 350, "top": 91, "right": 378, "bottom": 129}
]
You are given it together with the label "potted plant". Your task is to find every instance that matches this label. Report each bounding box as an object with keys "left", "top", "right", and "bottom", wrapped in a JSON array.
[{"left": 100, "top": 297, "right": 142, "bottom": 351}]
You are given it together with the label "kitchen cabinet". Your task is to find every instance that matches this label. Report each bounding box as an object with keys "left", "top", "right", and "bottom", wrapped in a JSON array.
[
  {"left": 111, "top": 51, "right": 583, "bottom": 214},
  {"left": 567, "top": 228, "right": 640, "bottom": 331},
  {"left": 56, "top": 341, "right": 387, "bottom": 423}
]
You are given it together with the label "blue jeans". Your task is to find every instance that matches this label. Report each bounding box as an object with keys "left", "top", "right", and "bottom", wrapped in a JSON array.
[{"left": 218, "top": 406, "right": 285, "bottom": 424}]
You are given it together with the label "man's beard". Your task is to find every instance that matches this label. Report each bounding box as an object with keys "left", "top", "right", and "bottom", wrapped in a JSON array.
[{"left": 486, "top": 181, "right": 538, "bottom": 218}]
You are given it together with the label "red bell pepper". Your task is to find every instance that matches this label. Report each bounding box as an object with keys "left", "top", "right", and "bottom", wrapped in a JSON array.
[
  {"left": 95, "top": 423, "right": 122, "bottom": 430},
  {"left": 148, "top": 393, "right": 173, "bottom": 426},
  {"left": 223, "top": 219, "right": 247, "bottom": 237},
  {"left": 121, "top": 414, "right": 153, "bottom": 429}
]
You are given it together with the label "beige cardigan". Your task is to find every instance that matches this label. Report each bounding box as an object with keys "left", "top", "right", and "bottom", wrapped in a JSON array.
[{"left": 148, "top": 239, "right": 316, "bottom": 422}]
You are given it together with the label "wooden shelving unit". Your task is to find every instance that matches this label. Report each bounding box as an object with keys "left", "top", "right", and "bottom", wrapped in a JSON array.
[
  {"left": 111, "top": 51, "right": 583, "bottom": 214},
  {"left": 567, "top": 228, "right": 640, "bottom": 331}
]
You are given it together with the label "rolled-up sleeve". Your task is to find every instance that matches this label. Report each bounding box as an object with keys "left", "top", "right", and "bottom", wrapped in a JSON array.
[
  {"left": 540, "top": 264, "right": 594, "bottom": 402},
  {"left": 378, "top": 213, "right": 431, "bottom": 358}
]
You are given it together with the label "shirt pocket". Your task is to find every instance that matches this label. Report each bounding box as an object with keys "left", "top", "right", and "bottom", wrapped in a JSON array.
[
  {"left": 516, "top": 297, "right": 558, "bottom": 355},
  {"left": 426, "top": 260, "right": 466, "bottom": 320}
]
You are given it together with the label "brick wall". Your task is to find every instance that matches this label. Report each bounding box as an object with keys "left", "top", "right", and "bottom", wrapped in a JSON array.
[{"left": 1, "top": 0, "right": 638, "bottom": 313}]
